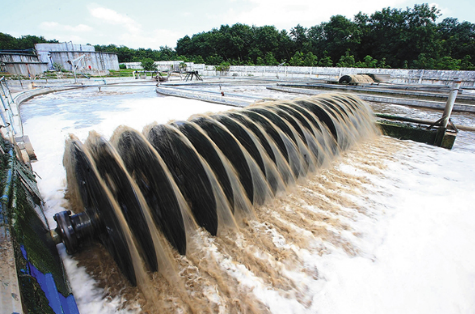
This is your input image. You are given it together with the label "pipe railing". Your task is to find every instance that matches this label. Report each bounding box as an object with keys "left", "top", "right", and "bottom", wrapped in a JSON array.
[{"left": 0, "top": 77, "right": 18, "bottom": 136}]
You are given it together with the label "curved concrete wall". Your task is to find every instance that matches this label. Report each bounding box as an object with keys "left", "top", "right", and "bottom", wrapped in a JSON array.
[{"left": 204, "top": 65, "right": 475, "bottom": 86}]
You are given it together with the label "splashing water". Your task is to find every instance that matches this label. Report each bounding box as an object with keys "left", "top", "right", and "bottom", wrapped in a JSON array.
[{"left": 60, "top": 93, "right": 380, "bottom": 312}]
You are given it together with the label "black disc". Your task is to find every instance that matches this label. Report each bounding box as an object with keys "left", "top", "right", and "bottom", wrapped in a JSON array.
[
  {"left": 332, "top": 94, "right": 368, "bottom": 133},
  {"left": 146, "top": 125, "right": 218, "bottom": 236},
  {"left": 113, "top": 129, "right": 187, "bottom": 255},
  {"left": 248, "top": 107, "right": 312, "bottom": 172},
  {"left": 286, "top": 103, "right": 338, "bottom": 154},
  {"left": 286, "top": 103, "right": 324, "bottom": 134},
  {"left": 87, "top": 134, "right": 158, "bottom": 272},
  {"left": 248, "top": 108, "right": 298, "bottom": 145},
  {"left": 294, "top": 100, "right": 341, "bottom": 151},
  {"left": 226, "top": 112, "right": 295, "bottom": 184},
  {"left": 295, "top": 100, "right": 338, "bottom": 141},
  {"left": 319, "top": 98, "right": 349, "bottom": 120},
  {"left": 240, "top": 110, "right": 289, "bottom": 162},
  {"left": 173, "top": 121, "right": 235, "bottom": 212},
  {"left": 66, "top": 138, "right": 136, "bottom": 285},
  {"left": 191, "top": 117, "right": 255, "bottom": 204},
  {"left": 213, "top": 115, "right": 266, "bottom": 175},
  {"left": 269, "top": 106, "right": 323, "bottom": 164},
  {"left": 267, "top": 107, "right": 307, "bottom": 145},
  {"left": 227, "top": 113, "right": 276, "bottom": 164},
  {"left": 313, "top": 98, "right": 353, "bottom": 149},
  {"left": 213, "top": 115, "right": 280, "bottom": 194}
]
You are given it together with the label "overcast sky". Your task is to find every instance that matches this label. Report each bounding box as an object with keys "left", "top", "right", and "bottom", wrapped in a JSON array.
[{"left": 2, "top": 0, "right": 474, "bottom": 50}]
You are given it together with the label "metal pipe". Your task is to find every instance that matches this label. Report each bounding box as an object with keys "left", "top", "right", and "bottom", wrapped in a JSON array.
[
  {"left": 375, "top": 113, "right": 475, "bottom": 132},
  {"left": 0, "top": 147, "right": 22, "bottom": 314},
  {"left": 0, "top": 92, "right": 11, "bottom": 133},
  {"left": 172, "top": 86, "right": 267, "bottom": 100},
  {"left": 0, "top": 79, "right": 17, "bottom": 135},
  {"left": 434, "top": 79, "right": 462, "bottom": 146},
  {"left": 441, "top": 80, "right": 462, "bottom": 128},
  {"left": 1, "top": 149, "right": 14, "bottom": 221}
]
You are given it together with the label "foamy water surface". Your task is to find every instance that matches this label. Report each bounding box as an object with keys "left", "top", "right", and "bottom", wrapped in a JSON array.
[{"left": 20, "top": 86, "right": 475, "bottom": 313}]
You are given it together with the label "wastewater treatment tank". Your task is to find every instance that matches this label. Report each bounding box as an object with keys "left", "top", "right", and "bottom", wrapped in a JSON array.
[
  {"left": 11, "top": 82, "right": 475, "bottom": 313},
  {"left": 53, "top": 93, "right": 378, "bottom": 286}
]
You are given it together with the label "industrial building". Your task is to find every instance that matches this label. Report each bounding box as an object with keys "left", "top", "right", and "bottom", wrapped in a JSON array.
[
  {"left": 0, "top": 42, "right": 119, "bottom": 77},
  {"left": 0, "top": 51, "right": 48, "bottom": 77},
  {"left": 35, "top": 43, "right": 119, "bottom": 73}
]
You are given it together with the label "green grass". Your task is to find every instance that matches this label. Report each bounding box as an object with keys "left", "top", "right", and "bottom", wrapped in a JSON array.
[
  {"left": 108, "top": 69, "right": 136, "bottom": 77},
  {"left": 112, "top": 68, "right": 136, "bottom": 73},
  {"left": 4, "top": 68, "right": 160, "bottom": 80}
]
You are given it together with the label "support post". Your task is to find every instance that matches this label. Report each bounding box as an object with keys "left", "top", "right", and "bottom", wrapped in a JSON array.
[
  {"left": 435, "top": 79, "right": 462, "bottom": 146},
  {"left": 418, "top": 70, "right": 424, "bottom": 84}
]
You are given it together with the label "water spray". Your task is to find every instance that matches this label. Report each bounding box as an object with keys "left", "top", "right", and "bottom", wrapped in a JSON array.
[{"left": 51, "top": 94, "right": 379, "bottom": 285}]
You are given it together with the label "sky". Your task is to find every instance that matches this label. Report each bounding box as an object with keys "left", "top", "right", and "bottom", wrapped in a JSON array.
[{"left": 2, "top": 0, "right": 474, "bottom": 50}]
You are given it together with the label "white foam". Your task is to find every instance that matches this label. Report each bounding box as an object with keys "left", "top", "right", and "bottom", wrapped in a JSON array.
[
  {"left": 20, "top": 87, "right": 475, "bottom": 313},
  {"left": 22, "top": 89, "right": 235, "bottom": 313},
  {"left": 310, "top": 143, "right": 475, "bottom": 314}
]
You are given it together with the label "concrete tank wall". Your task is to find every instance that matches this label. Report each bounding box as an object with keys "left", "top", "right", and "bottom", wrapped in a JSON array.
[
  {"left": 34, "top": 43, "right": 118, "bottom": 72},
  {"left": 122, "top": 61, "right": 205, "bottom": 73},
  {"left": 35, "top": 43, "right": 95, "bottom": 64},
  {"left": 0, "top": 53, "right": 48, "bottom": 77},
  {"left": 204, "top": 65, "right": 475, "bottom": 86},
  {"left": 49, "top": 51, "right": 119, "bottom": 72}
]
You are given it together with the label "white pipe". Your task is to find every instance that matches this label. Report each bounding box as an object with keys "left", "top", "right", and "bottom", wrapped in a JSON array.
[
  {"left": 441, "top": 80, "right": 462, "bottom": 129},
  {"left": 418, "top": 70, "right": 424, "bottom": 84}
]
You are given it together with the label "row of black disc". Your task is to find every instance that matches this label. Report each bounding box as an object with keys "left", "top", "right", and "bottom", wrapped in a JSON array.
[{"left": 63, "top": 94, "right": 377, "bottom": 285}]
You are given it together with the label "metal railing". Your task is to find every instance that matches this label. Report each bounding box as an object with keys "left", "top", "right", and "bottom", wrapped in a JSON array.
[{"left": 0, "top": 76, "right": 18, "bottom": 136}]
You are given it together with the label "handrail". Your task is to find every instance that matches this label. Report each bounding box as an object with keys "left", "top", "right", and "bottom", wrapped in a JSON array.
[{"left": 0, "top": 77, "right": 17, "bottom": 136}]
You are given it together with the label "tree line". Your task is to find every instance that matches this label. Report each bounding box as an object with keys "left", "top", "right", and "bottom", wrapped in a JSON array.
[
  {"left": 1, "top": 4, "right": 474, "bottom": 70},
  {"left": 175, "top": 4, "right": 475, "bottom": 70},
  {"left": 93, "top": 45, "right": 179, "bottom": 63},
  {"left": 0, "top": 33, "right": 58, "bottom": 51},
  {"left": 0, "top": 32, "right": 180, "bottom": 64}
]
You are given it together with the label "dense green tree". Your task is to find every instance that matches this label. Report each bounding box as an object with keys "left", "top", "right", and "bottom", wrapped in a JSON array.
[
  {"left": 336, "top": 50, "right": 356, "bottom": 67},
  {"left": 461, "top": 56, "right": 475, "bottom": 70},
  {"left": 264, "top": 52, "right": 279, "bottom": 65},
  {"left": 0, "top": 33, "right": 17, "bottom": 50},
  {"left": 306, "top": 24, "right": 325, "bottom": 57},
  {"left": 354, "top": 4, "right": 442, "bottom": 68},
  {"left": 0, "top": 33, "right": 58, "bottom": 51},
  {"left": 378, "top": 58, "right": 391, "bottom": 68},
  {"left": 193, "top": 55, "right": 205, "bottom": 64},
  {"left": 277, "top": 29, "right": 295, "bottom": 62},
  {"left": 355, "top": 55, "right": 378, "bottom": 68},
  {"left": 438, "top": 18, "right": 475, "bottom": 61},
  {"left": 412, "top": 53, "right": 436, "bottom": 69},
  {"left": 176, "top": 35, "right": 192, "bottom": 56},
  {"left": 321, "top": 15, "right": 361, "bottom": 62},
  {"left": 140, "top": 58, "right": 157, "bottom": 71},
  {"left": 303, "top": 52, "right": 318, "bottom": 66},
  {"left": 206, "top": 54, "right": 223, "bottom": 65},
  {"left": 289, "top": 51, "right": 304, "bottom": 66},
  {"left": 318, "top": 52, "right": 333, "bottom": 67},
  {"left": 435, "top": 56, "right": 461, "bottom": 70},
  {"left": 290, "top": 24, "right": 308, "bottom": 53},
  {"left": 215, "top": 61, "right": 231, "bottom": 73},
  {"left": 117, "top": 46, "right": 134, "bottom": 62}
]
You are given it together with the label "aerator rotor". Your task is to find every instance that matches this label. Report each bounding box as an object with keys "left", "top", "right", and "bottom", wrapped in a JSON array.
[
  {"left": 51, "top": 94, "right": 377, "bottom": 286},
  {"left": 52, "top": 210, "right": 97, "bottom": 254}
]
